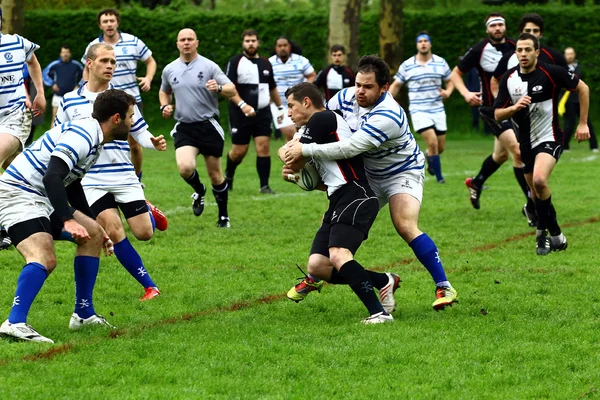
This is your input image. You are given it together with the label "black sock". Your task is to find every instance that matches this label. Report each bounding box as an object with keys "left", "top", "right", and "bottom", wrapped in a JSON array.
[
  {"left": 225, "top": 154, "right": 240, "bottom": 180},
  {"left": 513, "top": 167, "right": 531, "bottom": 200},
  {"left": 183, "top": 170, "right": 205, "bottom": 195},
  {"left": 256, "top": 156, "right": 271, "bottom": 188},
  {"left": 329, "top": 269, "right": 345, "bottom": 284},
  {"left": 535, "top": 196, "right": 551, "bottom": 232},
  {"left": 338, "top": 260, "right": 384, "bottom": 315},
  {"left": 329, "top": 268, "right": 387, "bottom": 289},
  {"left": 367, "top": 270, "right": 389, "bottom": 290},
  {"left": 547, "top": 201, "right": 561, "bottom": 236},
  {"left": 212, "top": 181, "right": 228, "bottom": 218},
  {"left": 473, "top": 155, "right": 501, "bottom": 187}
]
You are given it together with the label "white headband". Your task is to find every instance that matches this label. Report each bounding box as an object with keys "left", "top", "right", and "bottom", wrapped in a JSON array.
[{"left": 486, "top": 17, "right": 505, "bottom": 27}]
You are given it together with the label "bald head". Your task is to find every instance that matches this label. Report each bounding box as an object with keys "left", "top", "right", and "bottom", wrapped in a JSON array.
[{"left": 177, "top": 28, "right": 199, "bottom": 60}]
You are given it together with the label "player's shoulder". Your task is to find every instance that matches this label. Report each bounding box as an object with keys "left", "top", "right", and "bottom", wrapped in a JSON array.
[
  {"left": 119, "top": 32, "right": 138, "bottom": 43},
  {"left": 62, "top": 87, "right": 84, "bottom": 100},
  {"left": 537, "top": 62, "right": 566, "bottom": 76},
  {"left": 504, "top": 65, "right": 519, "bottom": 79},
  {"left": 400, "top": 56, "right": 416, "bottom": 68},
  {"left": 431, "top": 54, "right": 448, "bottom": 64},
  {"left": 308, "top": 109, "right": 337, "bottom": 125},
  {"left": 228, "top": 53, "right": 244, "bottom": 63},
  {"left": 268, "top": 54, "right": 278, "bottom": 63},
  {"left": 163, "top": 58, "right": 181, "bottom": 71}
]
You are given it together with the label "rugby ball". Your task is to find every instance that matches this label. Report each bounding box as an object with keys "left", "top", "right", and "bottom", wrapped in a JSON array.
[{"left": 294, "top": 162, "right": 321, "bottom": 191}]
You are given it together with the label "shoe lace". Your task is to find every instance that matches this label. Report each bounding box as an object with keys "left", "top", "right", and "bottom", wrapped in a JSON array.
[{"left": 294, "top": 264, "right": 313, "bottom": 284}]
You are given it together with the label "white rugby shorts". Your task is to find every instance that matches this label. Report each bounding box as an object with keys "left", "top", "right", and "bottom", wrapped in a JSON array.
[
  {"left": 84, "top": 184, "right": 145, "bottom": 207},
  {"left": 411, "top": 111, "right": 447, "bottom": 133},
  {"left": 0, "top": 109, "right": 33, "bottom": 149},
  {"left": 52, "top": 95, "right": 63, "bottom": 108},
  {"left": 0, "top": 182, "right": 53, "bottom": 230},
  {"left": 369, "top": 168, "right": 425, "bottom": 208},
  {"left": 270, "top": 103, "right": 295, "bottom": 129}
]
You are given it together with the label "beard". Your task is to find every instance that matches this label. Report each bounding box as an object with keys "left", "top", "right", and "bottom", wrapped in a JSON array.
[{"left": 244, "top": 47, "right": 258, "bottom": 57}]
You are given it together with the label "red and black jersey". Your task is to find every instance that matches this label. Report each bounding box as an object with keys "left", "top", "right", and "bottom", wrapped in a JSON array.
[
  {"left": 314, "top": 64, "right": 355, "bottom": 101},
  {"left": 493, "top": 44, "right": 568, "bottom": 81},
  {"left": 494, "top": 62, "right": 580, "bottom": 150},
  {"left": 299, "top": 110, "right": 367, "bottom": 196},
  {"left": 225, "top": 53, "right": 276, "bottom": 110},
  {"left": 458, "top": 38, "right": 515, "bottom": 106}
]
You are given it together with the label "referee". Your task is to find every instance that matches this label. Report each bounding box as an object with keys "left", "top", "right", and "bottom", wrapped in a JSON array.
[
  {"left": 159, "top": 28, "right": 236, "bottom": 228},
  {"left": 224, "top": 29, "right": 284, "bottom": 194}
]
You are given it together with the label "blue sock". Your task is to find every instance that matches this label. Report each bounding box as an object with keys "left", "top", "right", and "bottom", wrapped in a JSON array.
[
  {"left": 74, "top": 256, "right": 99, "bottom": 318},
  {"left": 58, "top": 230, "right": 76, "bottom": 243},
  {"left": 409, "top": 233, "right": 448, "bottom": 284},
  {"left": 137, "top": 171, "right": 143, "bottom": 182},
  {"left": 428, "top": 155, "right": 444, "bottom": 181},
  {"left": 8, "top": 262, "right": 48, "bottom": 324},
  {"left": 114, "top": 238, "right": 156, "bottom": 289}
]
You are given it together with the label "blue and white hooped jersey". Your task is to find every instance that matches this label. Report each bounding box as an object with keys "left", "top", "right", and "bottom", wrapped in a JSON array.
[
  {"left": 395, "top": 54, "right": 451, "bottom": 115},
  {"left": 268, "top": 53, "right": 314, "bottom": 106},
  {"left": 55, "top": 84, "right": 148, "bottom": 187},
  {"left": 327, "top": 87, "right": 424, "bottom": 180},
  {"left": 0, "top": 33, "right": 39, "bottom": 117},
  {"left": 0, "top": 118, "right": 103, "bottom": 197},
  {"left": 82, "top": 32, "right": 152, "bottom": 103}
]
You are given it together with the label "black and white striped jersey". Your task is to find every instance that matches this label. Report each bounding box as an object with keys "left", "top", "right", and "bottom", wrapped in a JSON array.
[
  {"left": 495, "top": 62, "right": 579, "bottom": 150},
  {"left": 225, "top": 54, "right": 276, "bottom": 110},
  {"left": 458, "top": 38, "right": 515, "bottom": 106},
  {"left": 300, "top": 110, "right": 367, "bottom": 196}
]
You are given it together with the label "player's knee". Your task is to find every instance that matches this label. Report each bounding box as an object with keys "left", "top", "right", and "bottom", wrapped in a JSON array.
[
  {"left": 229, "top": 148, "right": 247, "bottom": 161},
  {"left": 532, "top": 175, "right": 548, "bottom": 193},
  {"left": 177, "top": 161, "right": 196, "bottom": 178},
  {"left": 86, "top": 222, "right": 106, "bottom": 248},
  {"left": 207, "top": 170, "right": 223, "bottom": 185},
  {"left": 493, "top": 151, "right": 509, "bottom": 164},
  {"left": 41, "top": 255, "right": 57, "bottom": 273},
  {"left": 328, "top": 248, "right": 353, "bottom": 269},
  {"left": 132, "top": 226, "right": 153, "bottom": 242}
]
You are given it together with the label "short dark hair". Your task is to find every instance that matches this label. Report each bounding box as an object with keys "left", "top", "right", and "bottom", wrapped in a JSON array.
[
  {"left": 60, "top": 45, "right": 71, "bottom": 51},
  {"left": 330, "top": 44, "right": 346, "bottom": 54},
  {"left": 517, "top": 33, "right": 539, "bottom": 50},
  {"left": 357, "top": 55, "right": 391, "bottom": 87},
  {"left": 416, "top": 30, "right": 429, "bottom": 37},
  {"left": 485, "top": 12, "right": 505, "bottom": 25},
  {"left": 92, "top": 89, "right": 135, "bottom": 122},
  {"left": 285, "top": 82, "right": 324, "bottom": 109},
  {"left": 97, "top": 8, "right": 120, "bottom": 25},
  {"left": 518, "top": 13, "right": 544, "bottom": 35},
  {"left": 242, "top": 29, "right": 259, "bottom": 41}
]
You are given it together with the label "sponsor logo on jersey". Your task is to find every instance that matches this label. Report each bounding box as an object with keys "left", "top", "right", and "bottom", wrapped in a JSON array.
[
  {"left": 197, "top": 72, "right": 204, "bottom": 83},
  {"left": 121, "top": 47, "right": 129, "bottom": 55},
  {"left": 513, "top": 86, "right": 522, "bottom": 96},
  {"left": 532, "top": 85, "right": 543, "bottom": 93},
  {"left": 263, "top": 70, "right": 270, "bottom": 76},
  {"left": 72, "top": 109, "right": 81, "bottom": 119},
  {"left": 4, "top": 52, "right": 13, "bottom": 62},
  {"left": 231, "top": 128, "right": 238, "bottom": 134},
  {"left": 0, "top": 75, "right": 15, "bottom": 85},
  {"left": 344, "top": 78, "right": 350, "bottom": 84},
  {"left": 172, "top": 77, "right": 179, "bottom": 85}
]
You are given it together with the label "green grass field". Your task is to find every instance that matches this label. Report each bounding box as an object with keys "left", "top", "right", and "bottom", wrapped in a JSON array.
[{"left": 1, "top": 131, "right": 600, "bottom": 398}]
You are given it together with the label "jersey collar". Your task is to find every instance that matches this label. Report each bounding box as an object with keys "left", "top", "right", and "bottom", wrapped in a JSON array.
[{"left": 99, "top": 31, "right": 123, "bottom": 43}]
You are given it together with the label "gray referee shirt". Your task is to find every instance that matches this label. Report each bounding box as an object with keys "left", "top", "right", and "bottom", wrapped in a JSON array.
[{"left": 160, "top": 55, "right": 232, "bottom": 123}]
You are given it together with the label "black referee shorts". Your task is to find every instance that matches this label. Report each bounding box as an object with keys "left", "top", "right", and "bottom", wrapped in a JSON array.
[
  {"left": 310, "top": 181, "right": 379, "bottom": 257},
  {"left": 229, "top": 106, "right": 272, "bottom": 145},
  {"left": 172, "top": 119, "right": 225, "bottom": 157}
]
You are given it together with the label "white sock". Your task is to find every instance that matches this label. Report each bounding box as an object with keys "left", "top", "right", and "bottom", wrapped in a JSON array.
[
  {"left": 436, "top": 281, "right": 451, "bottom": 289},
  {"left": 550, "top": 233, "right": 565, "bottom": 246}
]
